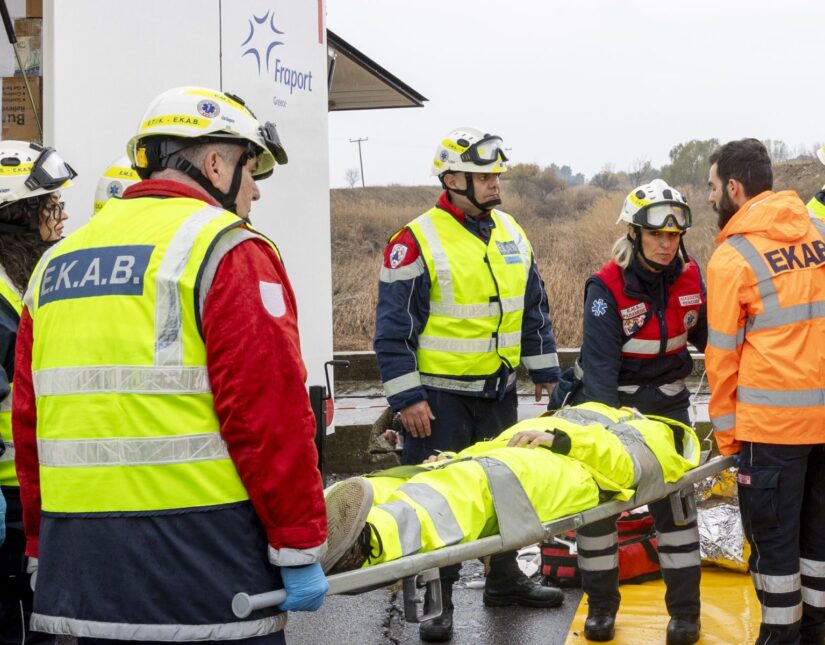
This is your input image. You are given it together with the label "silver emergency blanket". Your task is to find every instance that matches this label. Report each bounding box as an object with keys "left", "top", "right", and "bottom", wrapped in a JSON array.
[{"left": 695, "top": 467, "right": 748, "bottom": 571}]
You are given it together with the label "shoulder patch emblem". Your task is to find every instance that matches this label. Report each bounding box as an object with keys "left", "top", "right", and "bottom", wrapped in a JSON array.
[
  {"left": 259, "top": 281, "right": 286, "bottom": 318},
  {"left": 679, "top": 293, "right": 702, "bottom": 306},
  {"left": 389, "top": 243, "right": 408, "bottom": 269},
  {"left": 591, "top": 298, "right": 608, "bottom": 317},
  {"left": 620, "top": 303, "right": 647, "bottom": 320},
  {"left": 684, "top": 309, "right": 698, "bottom": 329}
]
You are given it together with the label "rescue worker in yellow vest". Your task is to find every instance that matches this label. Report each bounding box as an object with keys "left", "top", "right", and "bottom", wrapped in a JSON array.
[
  {"left": 807, "top": 144, "right": 825, "bottom": 220},
  {"left": 92, "top": 155, "right": 140, "bottom": 216},
  {"left": 706, "top": 138, "right": 825, "bottom": 645},
  {"left": 0, "top": 140, "right": 75, "bottom": 645},
  {"left": 321, "top": 402, "right": 700, "bottom": 575},
  {"left": 11, "top": 87, "right": 328, "bottom": 644},
  {"left": 374, "top": 127, "right": 563, "bottom": 641}
]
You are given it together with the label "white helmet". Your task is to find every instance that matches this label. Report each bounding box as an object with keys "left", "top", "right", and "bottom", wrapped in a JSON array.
[
  {"left": 816, "top": 144, "right": 825, "bottom": 166},
  {"left": 93, "top": 156, "right": 140, "bottom": 215},
  {"left": 617, "top": 178, "right": 691, "bottom": 233},
  {"left": 126, "top": 86, "right": 287, "bottom": 179},
  {"left": 0, "top": 141, "right": 76, "bottom": 208},
  {"left": 431, "top": 127, "right": 508, "bottom": 177}
]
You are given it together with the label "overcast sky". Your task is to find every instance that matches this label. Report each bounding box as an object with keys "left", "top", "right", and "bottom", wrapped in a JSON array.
[{"left": 326, "top": 0, "right": 824, "bottom": 188}]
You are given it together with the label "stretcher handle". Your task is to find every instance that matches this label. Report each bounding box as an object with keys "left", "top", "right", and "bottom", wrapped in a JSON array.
[{"left": 231, "top": 589, "right": 286, "bottom": 618}]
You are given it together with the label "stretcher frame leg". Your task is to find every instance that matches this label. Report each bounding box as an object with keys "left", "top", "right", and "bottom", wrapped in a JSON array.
[
  {"left": 231, "top": 455, "right": 735, "bottom": 619},
  {"left": 402, "top": 567, "right": 442, "bottom": 623}
]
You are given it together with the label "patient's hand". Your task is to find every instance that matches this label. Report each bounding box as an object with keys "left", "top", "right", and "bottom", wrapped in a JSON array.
[
  {"left": 423, "top": 453, "right": 451, "bottom": 464},
  {"left": 507, "top": 430, "right": 555, "bottom": 449}
]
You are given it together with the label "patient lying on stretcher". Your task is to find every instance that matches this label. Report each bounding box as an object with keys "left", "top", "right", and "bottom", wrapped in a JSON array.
[{"left": 321, "top": 402, "right": 700, "bottom": 574}]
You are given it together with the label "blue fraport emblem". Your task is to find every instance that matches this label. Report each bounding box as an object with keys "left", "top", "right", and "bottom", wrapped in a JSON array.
[
  {"left": 241, "top": 10, "right": 285, "bottom": 76},
  {"left": 197, "top": 100, "right": 220, "bottom": 119},
  {"left": 591, "top": 298, "right": 607, "bottom": 317}
]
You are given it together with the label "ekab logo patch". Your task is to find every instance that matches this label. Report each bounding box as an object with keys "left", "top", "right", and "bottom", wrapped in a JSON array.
[{"left": 39, "top": 245, "right": 154, "bottom": 306}]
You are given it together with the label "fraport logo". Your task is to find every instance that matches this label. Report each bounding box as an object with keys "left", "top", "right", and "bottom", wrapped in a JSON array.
[{"left": 241, "top": 10, "right": 313, "bottom": 96}]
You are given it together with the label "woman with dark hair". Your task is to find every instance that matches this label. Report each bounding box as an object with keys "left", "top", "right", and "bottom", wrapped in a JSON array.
[
  {"left": 566, "top": 179, "right": 707, "bottom": 645},
  {"left": 0, "top": 140, "right": 75, "bottom": 644}
]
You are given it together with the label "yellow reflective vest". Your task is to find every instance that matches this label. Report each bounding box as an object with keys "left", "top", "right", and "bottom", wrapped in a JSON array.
[
  {"left": 24, "top": 196, "right": 286, "bottom": 640},
  {"left": 407, "top": 206, "right": 531, "bottom": 377},
  {"left": 0, "top": 271, "right": 21, "bottom": 488},
  {"left": 808, "top": 193, "right": 825, "bottom": 220}
]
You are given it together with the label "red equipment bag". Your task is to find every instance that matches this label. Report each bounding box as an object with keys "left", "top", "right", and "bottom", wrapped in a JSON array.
[{"left": 541, "top": 511, "right": 661, "bottom": 587}]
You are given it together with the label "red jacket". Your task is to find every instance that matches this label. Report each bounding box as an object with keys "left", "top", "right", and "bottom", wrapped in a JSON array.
[{"left": 13, "top": 180, "right": 326, "bottom": 556}]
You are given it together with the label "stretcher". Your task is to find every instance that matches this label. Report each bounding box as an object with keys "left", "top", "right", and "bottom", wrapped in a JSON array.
[{"left": 232, "top": 454, "right": 735, "bottom": 623}]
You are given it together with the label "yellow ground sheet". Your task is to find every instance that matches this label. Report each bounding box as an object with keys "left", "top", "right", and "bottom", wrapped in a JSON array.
[{"left": 565, "top": 567, "right": 760, "bottom": 643}]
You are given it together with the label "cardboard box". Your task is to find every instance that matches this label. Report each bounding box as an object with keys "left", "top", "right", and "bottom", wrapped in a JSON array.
[
  {"left": 12, "top": 18, "right": 40, "bottom": 76},
  {"left": 2, "top": 75, "right": 42, "bottom": 142},
  {"left": 26, "top": 0, "right": 41, "bottom": 18}
]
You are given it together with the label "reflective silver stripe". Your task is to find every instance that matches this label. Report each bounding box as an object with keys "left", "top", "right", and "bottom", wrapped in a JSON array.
[
  {"left": 267, "top": 543, "right": 327, "bottom": 567},
  {"left": 155, "top": 205, "right": 227, "bottom": 367},
  {"left": 420, "top": 371, "right": 517, "bottom": 393},
  {"left": 810, "top": 217, "right": 825, "bottom": 239},
  {"left": 761, "top": 603, "right": 803, "bottom": 626},
  {"left": 38, "top": 433, "right": 229, "bottom": 468},
  {"left": 803, "top": 586, "right": 825, "bottom": 608},
  {"left": 658, "top": 549, "right": 700, "bottom": 570},
  {"left": 24, "top": 242, "right": 62, "bottom": 310},
  {"left": 553, "top": 407, "right": 618, "bottom": 430},
  {"left": 0, "top": 444, "right": 13, "bottom": 463},
  {"left": 32, "top": 366, "right": 210, "bottom": 397},
  {"left": 752, "top": 572, "right": 801, "bottom": 593},
  {"left": 748, "top": 301, "right": 825, "bottom": 334},
  {"left": 418, "top": 331, "right": 520, "bottom": 354},
  {"left": 429, "top": 295, "right": 524, "bottom": 319},
  {"left": 609, "top": 422, "right": 667, "bottom": 500},
  {"left": 727, "top": 234, "right": 780, "bottom": 312},
  {"left": 576, "top": 532, "right": 617, "bottom": 551},
  {"left": 708, "top": 327, "right": 744, "bottom": 351},
  {"left": 622, "top": 332, "right": 687, "bottom": 355},
  {"left": 657, "top": 527, "right": 699, "bottom": 548},
  {"left": 380, "top": 499, "right": 422, "bottom": 556},
  {"left": 738, "top": 386, "right": 825, "bottom": 408},
  {"left": 521, "top": 353, "right": 560, "bottom": 371},
  {"left": 711, "top": 413, "right": 736, "bottom": 433},
  {"left": 658, "top": 379, "right": 686, "bottom": 396},
  {"left": 383, "top": 372, "right": 422, "bottom": 397},
  {"left": 416, "top": 214, "right": 453, "bottom": 304},
  {"left": 198, "top": 226, "right": 258, "bottom": 316},
  {"left": 0, "top": 395, "right": 9, "bottom": 412},
  {"left": 399, "top": 483, "right": 464, "bottom": 548},
  {"left": 30, "top": 613, "right": 286, "bottom": 640},
  {"left": 578, "top": 552, "right": 618, "bottom": 572},
  {"left": 801, "top": 558, "right": 825, "bottom": 578},
  {"left": 379, "top": 259, "right": 426, "bottom": 283},
  {"left": 495, "top": 211, "right": 531, "bottom": 280}
]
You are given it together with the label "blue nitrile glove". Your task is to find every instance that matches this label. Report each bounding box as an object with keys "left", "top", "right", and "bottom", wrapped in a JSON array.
[{"left": 277, "top": 562, "right": 329, "bottom": 612}]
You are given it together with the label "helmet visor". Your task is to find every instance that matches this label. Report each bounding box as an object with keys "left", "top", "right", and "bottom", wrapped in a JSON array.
[
  {"left": 25, "top": 148, "right": 77, "bottom": 191},
  {"left": 261, "top": 121, "right": 288, "bottom": 166},
  {"left": 460, "top": 135, "right": 508, "bottom": 166},
  {"left": 635, "top": 203, "right": 691, "bottom": 231}
]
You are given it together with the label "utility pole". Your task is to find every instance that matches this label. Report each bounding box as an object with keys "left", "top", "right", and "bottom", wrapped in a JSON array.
[{"left": 349, "top": 137, "right": 368, "bottom": 187}]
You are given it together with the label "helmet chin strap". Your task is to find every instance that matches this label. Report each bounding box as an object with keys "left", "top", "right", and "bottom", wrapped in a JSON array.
[{"left": 441, "top": 172, "right": 501, "bottom": 212}]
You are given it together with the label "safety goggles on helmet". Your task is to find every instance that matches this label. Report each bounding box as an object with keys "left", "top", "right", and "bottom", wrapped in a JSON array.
[
  {"left": 460, "top": 135, "right": 508, "bottom": 166},
  {"left": 255, "top": 121, "right": 288, "bottom": 179},
  {"left": 24, "top": 147, "right": 77, "bottom": 192},
  {"left": 633, "top": 202, "right": 692, "bottom": 231}
]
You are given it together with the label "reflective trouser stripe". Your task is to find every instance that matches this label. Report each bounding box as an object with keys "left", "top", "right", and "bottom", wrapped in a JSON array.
[
  {"left": 32, "top": 365, "right": 210, "bottom": 396},
  {"left": 708, "top": 326, "right": 744, "bottom": 351},
  {"left": 711, "top": 414, "right": 735, "bottom": 432},
  {"left": 803, "top": 587, "right": 825, "bottom": 608},
  {"left": 577, "top": 532, "right": 617, "bottom": 551},
  {"left": 761, "top": 603, "right": 803, "bottom": 626},
  {"left": 415, "top": 214, "right": 453, "bottom": 303},
  {"left": 379, "top": 500, "right": 422, "bottom": 556},
  {"left": 658, "top": 549, "right": 700, "bottom": 570},
  {"left": 738, "top": 386, "right": 825, "bottom": 408},
  {"left": 430, "top": 295, "right": 524, "bottom": 318},
  {"left": 418, "top": 331, "right": 521, "bottom": 353},
  {"left": 752, "top": 572, "right": 801, "bottom": 594},
  {"left": 379, "top": 259, "right": 426, "bottom": 283},
  {"left": 622, "top": 332, "right": 687, "bottom": 355},
  {"left": 800, "top": 559, "right": 825, "bottom": 607},
  {"left": 657, "top": 527, "right": 699, "bottom": 548},
  {"left": 420, "top": 371, "right": 516, "bottom": 393},
  {"left": 521, "top": 353, "right": 559, "bottom": 371},
  {"left": 578, "top": 552, "right": 619, "bottom": 572},
  {"left": 37, "top": 433, "right": 229, "bottom": 467},
  {"left": 398, "top": 482, "right": 463, "bottom": 548},
  {"left": 801, "top": 558, "right": 825, "bottom": 577},
  {"left": 30, "top": 613, "right": 286, "bottom": 640},
  {"left": 383, "top": 372, "right": 422, "bottom": 397}
]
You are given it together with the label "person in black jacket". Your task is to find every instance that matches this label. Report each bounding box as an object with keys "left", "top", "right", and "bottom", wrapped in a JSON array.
[{"left": 569, "top": 179, "right": 706, "bottom": 645}]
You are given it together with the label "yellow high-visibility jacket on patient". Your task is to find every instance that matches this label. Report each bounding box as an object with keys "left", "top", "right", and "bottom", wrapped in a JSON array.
[{"left": 359, "top": 402, "right": 700, "bottom": 566}]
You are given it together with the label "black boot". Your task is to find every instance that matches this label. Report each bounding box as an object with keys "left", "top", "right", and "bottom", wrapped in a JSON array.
[
  {"left": 666, "top": 615, "right": 700, "bottom": 645},
  {"left": 583, "top": 609, "right": 616, "bottom": 642},
  {"left": 419, "top": 582, "right": 453, "bottom": 643},
  {"left": 483, "top": 571, "right": 564, "bottom": 608}
]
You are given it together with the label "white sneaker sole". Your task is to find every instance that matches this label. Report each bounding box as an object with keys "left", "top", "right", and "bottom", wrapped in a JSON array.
[{"left": 321, "top": 476, "right": 374, "bottom": 573}]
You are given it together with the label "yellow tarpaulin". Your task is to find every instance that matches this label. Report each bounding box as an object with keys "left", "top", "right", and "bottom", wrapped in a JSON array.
[{"left": 566, "top": 568, "right": 761, "bottom": 644}]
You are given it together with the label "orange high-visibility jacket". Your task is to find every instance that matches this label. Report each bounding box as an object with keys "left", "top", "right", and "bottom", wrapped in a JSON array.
[{"left": 706, "top": 190, "right": 825, "bottom": 455}]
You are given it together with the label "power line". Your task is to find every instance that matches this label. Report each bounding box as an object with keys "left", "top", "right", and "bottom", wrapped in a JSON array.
[{"left": 349, "top": 137, "right": 368, "bottom": 187}]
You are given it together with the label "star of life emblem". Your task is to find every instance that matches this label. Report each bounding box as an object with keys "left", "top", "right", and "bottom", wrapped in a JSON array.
[{"left": 591, "top": 298, "right": 607, "bottom": 317}]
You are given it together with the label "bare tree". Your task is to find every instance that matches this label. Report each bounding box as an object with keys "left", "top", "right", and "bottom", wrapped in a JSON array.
[
  {"left": 345, "top": 168, "right": 360, "bottom": 189},
  {"left": 763, "top": 139, "right": 789, "bottom": 163},
  {"left": 627, "top": 157, "right": 657, "bottom": 187},
  {"left": 590, "top": 164, "right": 620, "bottom": 191}
]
